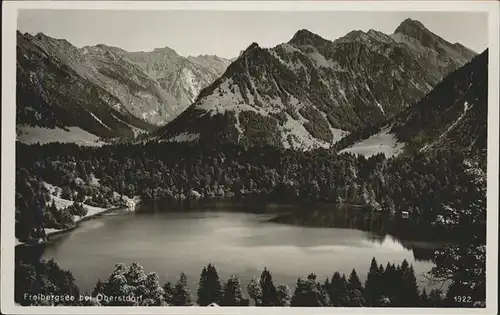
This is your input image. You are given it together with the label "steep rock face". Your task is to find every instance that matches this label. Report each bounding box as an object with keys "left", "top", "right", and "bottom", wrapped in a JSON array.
[
  {"left": 187, "top": 54, "right": 233, "bottom": 77},
  {"left": 16, "top": 32, "right": 155, "bottom": 140},
  {"left": 156, "top": 19, "right": 476, "bottom": 150},
  {"left": 17, "top": 32, "right": 231, "bottom": 126},
  {"left": 339, "top": 49, "right": 487, "bottom": 159},
  {"left": 391, "top": 49, "right": 488, "bottom": 156},
  {"left": 121, "top": 49, "right": 232, "bottom": 123}
]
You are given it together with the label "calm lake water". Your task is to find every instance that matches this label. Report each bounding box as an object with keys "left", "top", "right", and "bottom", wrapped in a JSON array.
[{"left": 42, "top": 202, "right": 440, "bottom": 294}]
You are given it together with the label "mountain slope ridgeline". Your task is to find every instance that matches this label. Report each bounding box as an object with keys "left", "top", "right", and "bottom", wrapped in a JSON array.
[
  {"left": 17, "top": 31, "right": 156, "bottom": 142},
  {"left": 16, "top": 31, "right": 232, "bottom": 142},
  {"left": 156, "top": 18, "right": 476, "bottom": 150},
  {"left": 339, "top": 49, "right": 488, "bottom": 159}
]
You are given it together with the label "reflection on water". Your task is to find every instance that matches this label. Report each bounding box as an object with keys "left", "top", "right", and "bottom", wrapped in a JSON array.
[{"left": 34, "top": 202, "right": 444, "bottom": 294}]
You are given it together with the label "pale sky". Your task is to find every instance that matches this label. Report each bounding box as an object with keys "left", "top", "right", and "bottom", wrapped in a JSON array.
[{"left": 18, "top": 10, "right": 488, "bottom": 59}]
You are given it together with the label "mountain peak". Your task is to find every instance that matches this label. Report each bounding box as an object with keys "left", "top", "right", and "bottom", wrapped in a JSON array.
[
  {"left": 394, "top": 18, "right": 430, "bottom": 36},
  {"left": 238, "top": 42, "right": 260, "bottom": 56},
  {"left": 289, "top": 29, "right": 328, "bottom": 46},
  {"left": 32, "top": 32, "right": 51, "bottom": 41},
  {"left": 152, "top": 46, "right": 179, "bottom": 56},
  {"left": 247, "top": 42, "right": 260, "bottom": 50},
  {"left": 339, "top": 30, "right": 367, "bottom": 41},
  {"left": 292, "top": 29, "right": 316, "bottom": 39}
]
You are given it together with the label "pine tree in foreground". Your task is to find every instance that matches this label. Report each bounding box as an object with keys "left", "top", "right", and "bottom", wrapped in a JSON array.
[
  {"left": 347, "top": 268, "right": 364, "bottom": 306},
  {"left": 260, "top": 267, "right": 280, "bottom": 306},
  {"left": 364, "top": 257, "right": 382, "bottom": 306},
  {"left": 172, "top": 272, "right": 193, "bottom": 306},
  {"left": 291, "top": 273, "right": 330, "bottom": 307},
  {"left": 276, "top": 284, "right": 292, "bottom": 306},
  {"left": 221, "top": 275, "right": 245, "bottom": 306},
  {"left": 197, "top": 264, "right": 222, "bottom": 306},
  {"left": 247, "top": 276, "right": 263, "bottom": 306},
  {"left": 327, "top": 271, "right": 348, "bottom": 306},
  {"left": 163, "top": 281, "right": 174, "bottom": 305}
]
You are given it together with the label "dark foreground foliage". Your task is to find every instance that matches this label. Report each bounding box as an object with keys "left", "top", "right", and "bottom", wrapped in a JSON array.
[{"left": 15, "top": 255, "right": 483, "bottom": 307}]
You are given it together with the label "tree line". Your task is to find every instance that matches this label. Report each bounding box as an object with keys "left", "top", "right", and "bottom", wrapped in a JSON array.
[
  {"left": 14, "top": 139, "right": 486, "bottom": 306},
  {"left": 18, "top": 255, "right": 480, "bottom": 307},
  {"left": 15, "top": 141, "right": 484, "bottom": 245}
]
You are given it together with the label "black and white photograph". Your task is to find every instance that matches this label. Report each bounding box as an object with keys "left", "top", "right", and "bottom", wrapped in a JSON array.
[{"left": 1, "top": 1, "right": 499, "bottom": 314}]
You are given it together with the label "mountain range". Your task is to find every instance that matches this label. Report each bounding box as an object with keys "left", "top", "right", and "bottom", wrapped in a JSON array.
[
  {"left": 16, "top": 31, "right": 231, "bottom": 142},
  {"left": 155, "top": 18, "right": 476, "bottom": 150},
  {"left": 16, "top": 18, "right": 483, "bottom": 152}
]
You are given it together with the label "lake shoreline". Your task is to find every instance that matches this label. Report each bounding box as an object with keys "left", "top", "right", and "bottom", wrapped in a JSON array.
[
  {"left": 16, "top": 198, "right": 141, "bottom": 248},
  {"left": 45, "top": 205, "right": 128, "bottom": 240},
  {"left": 37, "top": 209, "right": 443, "bottom": 295}
]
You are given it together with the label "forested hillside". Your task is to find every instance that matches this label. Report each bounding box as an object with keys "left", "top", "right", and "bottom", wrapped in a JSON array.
[{"left": 337, "top": 49, "right": 488, "bottom": 159}]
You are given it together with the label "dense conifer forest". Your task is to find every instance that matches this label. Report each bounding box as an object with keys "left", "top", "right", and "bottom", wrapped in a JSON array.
[
  {"left": 14, "top": 138, "right": 486, "bottom": 307},
  {"left": 16, "top": 141, "right": 485, "bottom": 242}
]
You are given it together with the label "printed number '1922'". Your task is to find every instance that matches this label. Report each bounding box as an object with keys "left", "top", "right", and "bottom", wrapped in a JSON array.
[{"left": 454, "top": 296, "right": 472, "bottom": 303}]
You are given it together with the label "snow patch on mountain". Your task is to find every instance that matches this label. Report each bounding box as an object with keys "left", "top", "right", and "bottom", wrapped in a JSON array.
[
  {"left": 181, "top": 67, "right": 202, "bottom": 102},
  {"left": 110, "top": 114, "right": 147, "bottom": 137},
  {"left": 16, "top": 125, "right": 106, "bottom": 146},
  {"left": 86, "top": 110, "right": 111, "bottom": 130},
  {"left": 234, "top": 112, "right": 244, "bottom": 140},
  {"left": 375, "top": 101, "right": 385, "bottom": 115},
  {"left": 340, "top": 126, "right": 405, "bottom": 158},
  {"left": 141, "top": 109, "right": 160, "bottom": 122}
]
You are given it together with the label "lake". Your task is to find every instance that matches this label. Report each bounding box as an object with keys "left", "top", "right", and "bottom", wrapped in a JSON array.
[{"left": 42, "top": 202, "right": 440, "bottom": 295}]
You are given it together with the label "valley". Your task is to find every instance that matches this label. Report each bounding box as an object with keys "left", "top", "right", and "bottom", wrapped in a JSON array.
[{"left": 13, "top": 16, "right": 488, "bottom": 309}]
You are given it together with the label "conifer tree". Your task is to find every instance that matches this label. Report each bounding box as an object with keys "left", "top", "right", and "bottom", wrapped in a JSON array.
[
  {"left": 247, "top": 276, "right": 263, "bottom": 306},
  {"left": 347, "top": 268, "right": 362, "bottom": 291},
  {"left": 141, "top": 272, "right": 167, "bottom": 306},
  {"left": 276, "top": 284, "right": 292, "bottom": 306},
  {"left": 260, "top": 267, "right": 279, "bottom": 306},
  {"left": 94, "top": 262, "right": 165, "bottom": 306},
  {"left": 291, "top": 273, "right": 330, "bottom": 307},
  {"left": 328, "top": 272, "right": 348, "bottom": 306},
  {"left": 197, "top": 264, "right": 222, "bottom": 306},
  {"left": 364, "top": 257, "right": 382, "bottom": 306},
  {"left": 383, "top": 262, "right": 397, "bottom": 302},
  {"left": 172, "top": 272, "right": 193, "bottom": 306},
  {"left": 291, "top": 276, "right": 317, "bottom": 306},
  {"left": 402, "top": 265, "right": 420, "bottom": 306},
  {"left": 163, "top": 281, "right": 174, "bottom": 305},
  {"left": 197, "top": 266, "right": 209, "bottom": 305},
  {"left": 376, "top": 263, "right": 390, "bottom": 305},
  {"left": 221, "top": 275, "right": 244, "bottom": 306},
  {"left": 347, "top": 269, "right": 364, "bottom": 306}
]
